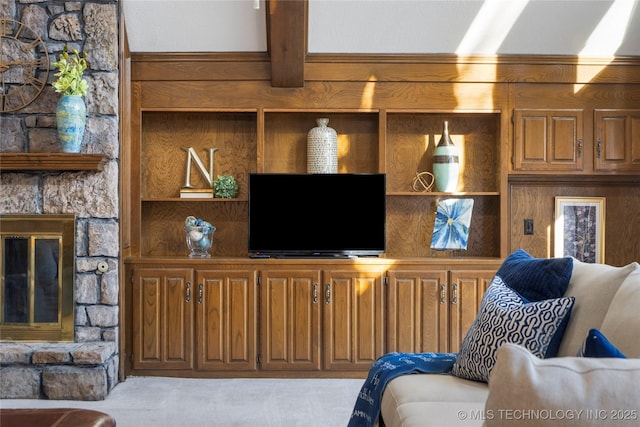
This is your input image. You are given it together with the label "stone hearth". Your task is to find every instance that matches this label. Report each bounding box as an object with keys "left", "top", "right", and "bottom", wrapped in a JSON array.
[{"left": 0, "top": 342, "right": 118, "bottom": 400}]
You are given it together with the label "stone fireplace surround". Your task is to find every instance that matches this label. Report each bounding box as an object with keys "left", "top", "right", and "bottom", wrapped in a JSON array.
[{"left": 0, "top": 1, "right": 120, "bottom": 400}]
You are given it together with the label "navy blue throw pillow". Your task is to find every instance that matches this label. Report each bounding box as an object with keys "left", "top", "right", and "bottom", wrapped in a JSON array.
[
  {"left": 496, "top": 249, "right": 573, "bottom": 302},
  {"left": 578, "top": 328, "right": 627, "bottom": 358}
]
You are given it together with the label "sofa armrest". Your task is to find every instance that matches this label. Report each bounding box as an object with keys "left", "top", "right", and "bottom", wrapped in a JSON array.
[{"left": 485, "top": 343, "right": 640, "bottom": 427}]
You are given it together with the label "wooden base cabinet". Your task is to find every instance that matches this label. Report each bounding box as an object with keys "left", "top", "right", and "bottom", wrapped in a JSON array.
[
  {"left": 131, "top": 267, "right": 257, "bottom": 372},
  {"left": 196, "top": 270, "right": 257, "bottom": 371},
  {"left": 128, "top": 260, "right": 496, "bottom": 376},
  {"left": 448, "top": 270, "right": 496, "bottom": 353},
  {"left": 386, "top": 267, "right": 497, "bottom": 354},
  {"left": 322, "top": 269, "right": 385, "bottom": 371},
  {"left": 259, "top": 270, "right": 322, "bottom": 371},
  {"left": 132, "top": 268, "right": 194, "bottom": 370},
  {"left": 259, "top": 267, "right": 385, "bottom": 373}
]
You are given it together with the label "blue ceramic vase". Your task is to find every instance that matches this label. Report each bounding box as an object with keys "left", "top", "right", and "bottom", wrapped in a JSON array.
[{"left": 56, "top": 95, "right": 86, "bottom": 153}]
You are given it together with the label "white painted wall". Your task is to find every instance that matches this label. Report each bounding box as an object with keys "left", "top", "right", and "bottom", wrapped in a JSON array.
[{"left": 122, "top": 0, "right": 640, "bottom": 56}]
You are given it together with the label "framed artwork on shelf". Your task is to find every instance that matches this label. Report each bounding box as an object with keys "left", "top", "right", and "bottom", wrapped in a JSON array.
[
  {"left": 430, "top": 198, "right": 474, "bottom": 251},
  {"left": 554, "top": 197, "right": 606, "bottom": 264}
]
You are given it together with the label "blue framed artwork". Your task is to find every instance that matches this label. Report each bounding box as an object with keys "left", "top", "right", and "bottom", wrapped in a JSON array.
[{"left": 430, "top": 198, "right": 474, "bottom": 251}]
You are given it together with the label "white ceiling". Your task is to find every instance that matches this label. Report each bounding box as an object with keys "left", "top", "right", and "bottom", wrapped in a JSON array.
[{"left": 122, "top": 0, "right": 640, "bottom": 56}]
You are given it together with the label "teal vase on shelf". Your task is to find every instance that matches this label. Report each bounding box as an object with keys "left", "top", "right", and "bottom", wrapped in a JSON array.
[
  {"left": 56, "top": 95, "right": 86, "bottom": 153},
  {"left": 432, "top": 120, "right": 460, "bottom": 192}
]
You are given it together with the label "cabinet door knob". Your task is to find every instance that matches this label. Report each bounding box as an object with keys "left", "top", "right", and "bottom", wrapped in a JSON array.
[
  {"left": 313, "top": 283, "right": 318, "bottom": 304},
  {"left": 325, "top": 283, "right": 331, "bottom": 304},
  {"left": 185, "top": 282, "right": 191, "bottom": 303},
  {"left": 597, "top": 138, "right": 602, "bottom": 158},
  {"left": 198, "top": 283, "right": 203, "bottom": 304},
  {"left": 440, "top": 283, "right": 446, "bottom": 304}
]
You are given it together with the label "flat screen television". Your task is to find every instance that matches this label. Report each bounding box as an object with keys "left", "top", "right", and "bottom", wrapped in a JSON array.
[{"left": 248, "top": 173, "right": 386, "bottom": 258}]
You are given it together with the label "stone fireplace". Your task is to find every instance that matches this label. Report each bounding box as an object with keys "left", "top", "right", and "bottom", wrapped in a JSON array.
[{"left": 0, "top": 1, "right": 120, "bottom": 400}]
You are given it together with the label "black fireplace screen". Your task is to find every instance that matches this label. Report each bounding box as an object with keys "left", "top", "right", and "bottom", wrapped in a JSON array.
[{"left": 0, "top": 215, "right": 75, "bottom": 341}]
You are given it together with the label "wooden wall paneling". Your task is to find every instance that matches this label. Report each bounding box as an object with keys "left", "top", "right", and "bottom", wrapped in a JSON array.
[
  {"left": 142, "top": 201, "right": 248, "bottom": 257},
  {"left": 385, "top": 195, "right": 499, "bottom": 258},
  {"left": 131, "top": 53, "right": 271, "bottom": 82},
  {"left": 499, "top": 88, "right": 512, "bottom": 258},
  {"left": 262, "top": 111, "right": 379, "bottom": 173},
  {"left": 256, "top": 107, "right": 265, "bottom": 172},
  {"left": 304, "top": 55, "right": 640, "bottom": 84},
  {"left": 378, "top": 110, "right": 388, "bottom": 174},
  {"left": 129, "top": 81, "right": 143, "bottom": 256},
  {"left": 509, "top": 180, "right": 640, "bottom": 265},
  {"left": 140, "top": 111, "right": 257, "bottom": 199},
  {"left": 130, "top": 55, "right": 640, "bottom": 85},
  {"left": 137, "top": 81, "right": 502, "bottom": 111},
  {"left": 385, "top": 113, "right": 500, "bottom": 193}
]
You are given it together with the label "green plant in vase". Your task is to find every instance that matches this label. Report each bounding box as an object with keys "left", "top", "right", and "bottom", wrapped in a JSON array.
[
  {"left": 51, "top": 46, "right": 88, "bottom": 96},
  {"left": 51, "top": 45, "right": 89, "bottom": 153},
  {"left": 213, "top": 175, "right": 239, "bottom": 198}
]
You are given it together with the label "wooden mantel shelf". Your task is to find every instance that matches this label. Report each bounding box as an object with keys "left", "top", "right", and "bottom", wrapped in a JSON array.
[{"left": 0, "top": 153, "right": 107, "bottom": 172}]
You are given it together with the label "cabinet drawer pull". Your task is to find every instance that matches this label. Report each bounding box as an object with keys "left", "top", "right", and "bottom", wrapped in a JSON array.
[
  {"left": 185, "top": 282, "right": 191, "bottom": 303},
  {"left": 325, "top": 283, "right": 331, "bottom": 304},
  {"left": 451, "top": 283, "right": 458, "bottom": 305},
  {"left": 198, "top": 283, "right": 203, "bottom": 304},
  {"left": 440, "top": 283, "right": 446, "bottom": 304},
  {"left": 313, "top": 283, "right": 318, "bottom": 304}
]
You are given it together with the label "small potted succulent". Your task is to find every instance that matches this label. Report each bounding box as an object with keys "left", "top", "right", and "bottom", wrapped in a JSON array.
[
  {"left": 51, "top": 45, "right": 89, "bottom": 153},
  {"left": 213, "top": 175, "right": 239, "bottom": 198}
]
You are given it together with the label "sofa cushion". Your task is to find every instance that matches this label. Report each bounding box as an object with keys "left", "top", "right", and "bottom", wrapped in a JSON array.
[
  {"left": 495, "top": 249, "right": 573, "bottom": 301},
  {"left": 485, "top": 343, "right": 640, "bottom": 427},
  {"left": 381, "top": 374, "right": 488, "bottom": 427},
  {"left": 557, "top": 260, "right": 639, "bottom": 357},
  {"left": 451, "top": 277, "right": 574, "bottom": 383},
  {"left": 600, "top": 266, "right": 640, "bottom": 357},
  {"left": 577, "top": 328, "right": 626, "bottom": 358}
]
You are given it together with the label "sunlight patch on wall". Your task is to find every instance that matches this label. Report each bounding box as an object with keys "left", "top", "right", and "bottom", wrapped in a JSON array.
[
  {"left": 455, "top": 0, "right": 528, "bottom": 110},
  {"left": 575, "top": 0, "right": 637, "bottom": 93},
  {"left": 455, "top": 0, "right": 529, "bottom": 55},
  {"left": 360, "top": 77, "right": 377, "bottom": 110}
]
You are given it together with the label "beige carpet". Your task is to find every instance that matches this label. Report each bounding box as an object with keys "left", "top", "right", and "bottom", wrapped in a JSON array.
[{"left": 0, "top": 377, "right": 365, "bottom": 427}]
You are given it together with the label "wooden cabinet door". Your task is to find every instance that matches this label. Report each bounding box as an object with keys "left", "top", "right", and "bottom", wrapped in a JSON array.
[
  {"left": 132, "top": 268, "right": 194, "bottom": 370},
  {"left": 259, "top": 270, "right": 322, "bottom": 371},
  {"left": 513, "top": 109, "right": 584, "bottom": 171},
  {"left": 323, "top": 269, "right": 385, "bottom": 371},
  {"left": 195, "top": 270, "right": 257, "bottom": 371},
  {"left": 448, "top": 270, "right": 495, "bottom": 353},
  {"left": 594, "top": 109, "right": 640, "bottom": 172},
  {"left": 386, "top": 269, "right": 448, "bottom": 353}
]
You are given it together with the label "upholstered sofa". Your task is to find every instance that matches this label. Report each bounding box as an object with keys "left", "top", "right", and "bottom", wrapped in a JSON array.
[{"left": 379, "top": 254, "right": 640, "bottom": 427}]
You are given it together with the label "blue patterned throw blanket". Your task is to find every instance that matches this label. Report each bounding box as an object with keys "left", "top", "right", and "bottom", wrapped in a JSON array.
[{"left": 348, "top": 352, "right": 457, "bottom": 427}]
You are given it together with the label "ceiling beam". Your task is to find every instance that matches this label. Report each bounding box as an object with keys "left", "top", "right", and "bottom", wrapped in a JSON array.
[{"left": 266, "top": 0, "right": 307, "bottom": 88}]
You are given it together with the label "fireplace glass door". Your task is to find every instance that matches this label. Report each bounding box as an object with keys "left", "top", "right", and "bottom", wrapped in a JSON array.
[
  {"left": 3, "top": 236, "right": 61, "bottom": 324},
  {"left": 0, "top": 214, "right": 75, "bottom": 341}
]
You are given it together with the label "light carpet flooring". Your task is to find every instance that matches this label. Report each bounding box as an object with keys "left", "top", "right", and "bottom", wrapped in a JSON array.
[{"left": 0, "top": 377, "right": 365, "bottom": 427}]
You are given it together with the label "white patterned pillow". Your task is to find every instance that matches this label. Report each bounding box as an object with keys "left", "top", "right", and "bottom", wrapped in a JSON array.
[{"left": 452, "top": 276, "right": 575, "bottom": 382}]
